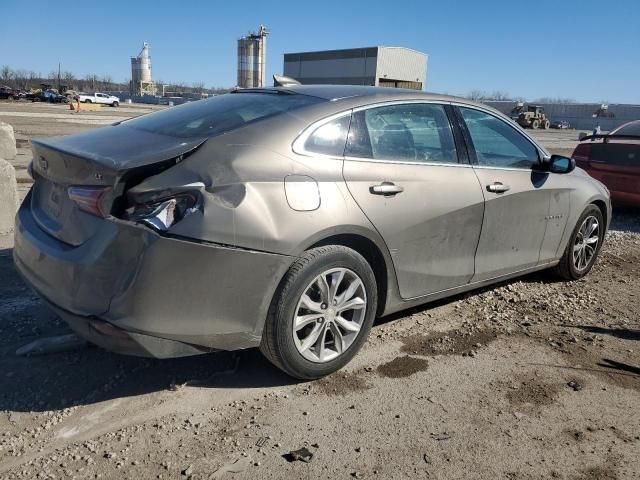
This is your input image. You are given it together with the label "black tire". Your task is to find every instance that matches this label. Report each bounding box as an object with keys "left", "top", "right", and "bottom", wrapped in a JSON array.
[
  {"left": 260, "top": 246, "right": 377, "bottom": 380},
  {"left": 112, "top": 101, "right": 119, "bottom": 107},
  {"left": 543, "top": 120, "right": 550, "bottom": 129},
  {"left": 532, "top": 119, "right": 540, "bottom": 129},
  {"left": 552, "top": 205, "right": 604, "bottom": 280},
  {"left": 84, "top": 99, "right": 91, "bottom": 103}
]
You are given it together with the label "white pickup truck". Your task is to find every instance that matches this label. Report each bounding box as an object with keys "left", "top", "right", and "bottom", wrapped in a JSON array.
[{"left": 76, "top": 92, "right": 120, "bottom": 107}]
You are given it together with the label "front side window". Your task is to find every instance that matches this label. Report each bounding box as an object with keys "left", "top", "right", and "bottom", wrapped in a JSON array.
[
  {"left": 345, "top": 103, "right": 457, "bottom": 164},
  {"left": 303, "top": 115, "right": 350, "bottom": 156},
  {"left": 459, "top": 107, "right": 539, "bottom": 169}
]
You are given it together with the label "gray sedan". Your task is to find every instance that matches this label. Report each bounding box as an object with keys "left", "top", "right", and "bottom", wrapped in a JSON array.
[{"left": 14, "top": 85, "right": 611, "bottom": 379}]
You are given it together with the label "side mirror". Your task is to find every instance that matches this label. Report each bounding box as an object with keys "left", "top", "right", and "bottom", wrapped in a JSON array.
[{"left": 547, "top": 154, "right": 576, "bottom": 174}]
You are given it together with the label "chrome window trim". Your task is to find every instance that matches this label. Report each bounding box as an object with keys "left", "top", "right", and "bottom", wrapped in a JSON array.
[
  {"left": 449, "top": 101, "right": 551, "bottom": 160},
  {"left": 472, "top": 165, "right": 538, "bottom": 173},
  {"left": 291, "top": 110, "right": 353, "bottom": 159},
  {"left": 291, "top": 99, "right": 547, "bottom": 168},
  {"left": 343, "top": 156, "right": 471, "bottom": 168},
  {"left": 291, "top": 99, "right": 456, "bottom": 161}
]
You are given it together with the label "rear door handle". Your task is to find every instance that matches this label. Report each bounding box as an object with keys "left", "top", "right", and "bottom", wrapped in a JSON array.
[
  {"left": 486, "top": 182, "right": 510, "bottom": 194},
  {"left": 370, "top": 182, "right": 404, "bottom": 196}
]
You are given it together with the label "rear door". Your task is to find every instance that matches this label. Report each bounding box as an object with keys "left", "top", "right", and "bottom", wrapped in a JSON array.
[
  {"left": 574, "top": 140, "right": 640, "bottom": 203},
  {"left": 455, "top": 106, "right": 568, "bottom": 280},
  {"left": 343, "top": 102, "right": 485, "bottom": 299}
]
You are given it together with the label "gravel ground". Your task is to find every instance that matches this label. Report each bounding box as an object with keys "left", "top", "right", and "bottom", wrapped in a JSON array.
[{"left": 0, "top": 100, "right": 638, "bottom": 479}]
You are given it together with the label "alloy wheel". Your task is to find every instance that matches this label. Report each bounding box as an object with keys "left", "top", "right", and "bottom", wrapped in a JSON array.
[
  {"left": 573, "top": 215, "right": 599, "bottom": 271},
  {"left": 293, "top": 268, "right": 367, "bottom": 363}
]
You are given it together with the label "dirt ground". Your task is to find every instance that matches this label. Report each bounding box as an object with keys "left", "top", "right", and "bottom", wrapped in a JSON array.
[{"left": 0, "top": 101, "right": 639, "bottom": 480}]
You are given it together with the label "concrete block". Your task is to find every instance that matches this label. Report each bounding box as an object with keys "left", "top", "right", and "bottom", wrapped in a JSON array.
[
  {"left": 0, "top": 122, "right": 17, "bottom": 160},
  {"left": 77, "top": 103, "right": 102, "bottom": 112},
  {"left": 0, "top": 158, "right": 19, "bottom": 234}
]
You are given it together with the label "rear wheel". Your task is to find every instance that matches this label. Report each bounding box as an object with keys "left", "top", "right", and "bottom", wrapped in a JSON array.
[
  {"left": 260, "top": 246, "right": 377, "bottom": 380},
  {"left": 543, "top": 120, "right": 550, "bottom": 129},
  {"left": 532, "top": 119, "right": 540, "bottom": 129},
  {"left": 553, "top": 205, "right": 604, "bottom": 280},
  {"left": 84, "top": 99, "right": 92, "bottom": 103}
]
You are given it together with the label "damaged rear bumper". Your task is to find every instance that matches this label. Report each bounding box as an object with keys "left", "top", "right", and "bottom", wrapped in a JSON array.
[
  {"left": 49, "top": 302, "right": 214, "bottom": 358},
  {"left": 13, "top": 196, "right": 295, "bottom": 357}
]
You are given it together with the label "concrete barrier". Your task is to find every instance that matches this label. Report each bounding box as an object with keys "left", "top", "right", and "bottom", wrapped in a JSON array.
[
  {"left": 0, "top": 122, "right": 18, "bottom": 235},
  {"left": 0, "top": 122, "right": 17, "bottom": 160},
  {"left": 76, "top": 103, "right": 103, "bottom": 112},
  {"left": 0, "top": 159, "right": 18, "bottom": 235}
]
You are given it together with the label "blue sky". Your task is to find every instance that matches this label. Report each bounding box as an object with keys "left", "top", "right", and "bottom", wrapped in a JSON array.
[{"left": 2, "top": 0, "right": 638, "bottom": 103}]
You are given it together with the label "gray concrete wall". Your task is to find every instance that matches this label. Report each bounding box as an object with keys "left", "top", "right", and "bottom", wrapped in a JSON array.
[
  {"left": 376, "top": 47, "right": 427, "bottom": 87},
  {"left": 283, "top": 46, "right": 428, "bottom": 88},
  {"left": 485, "top": 101, "right": 640, "bottom": 131},
  {"left": 284, "top": 48, "right": 378, "bottom": 86},
  {"left": 0, "top": 122, "right": 18, "bottom": 235}
]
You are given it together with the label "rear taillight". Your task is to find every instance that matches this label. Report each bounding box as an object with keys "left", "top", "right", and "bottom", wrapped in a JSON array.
[
  {"left": 123, "top": 193, "right": 200, "bottom": 232},
  {"left": 68, "top": 186, "right": 112, "bottom": 217},
  {"left": 572, "top": 143, "right": 592, "bottom": 165}
]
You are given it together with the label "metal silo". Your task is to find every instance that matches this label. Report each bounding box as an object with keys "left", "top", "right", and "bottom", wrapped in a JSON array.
[
  {"left": 131, "top": 42, "right": 156, "bottom": 96},
  {"left": 237, "top": 25, "right": 269, "bottom": 88}
]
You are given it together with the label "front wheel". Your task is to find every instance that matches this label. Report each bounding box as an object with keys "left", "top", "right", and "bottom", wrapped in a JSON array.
[
  {"left": 553, "top": 205, "right": 604, "bottom": 280},
  {"left": 111, "top": 101, "right": 119, "bottom": 107},
  {"left": 260, "top": 246, "right": 377, "bottom": 380}
]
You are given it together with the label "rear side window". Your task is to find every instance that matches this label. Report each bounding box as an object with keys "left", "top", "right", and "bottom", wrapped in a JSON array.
[
  {"left": 345, "top": 103, "right": 457, "bottom": 164},
  {"left": 124, "top": 92, "right": 324, "bottom": 138},
  {"left": 303, "top": 115, "right": 350, "bottom": 156},
  {"left": 459, "top": 107, "right": 539, "bottom": 169}
]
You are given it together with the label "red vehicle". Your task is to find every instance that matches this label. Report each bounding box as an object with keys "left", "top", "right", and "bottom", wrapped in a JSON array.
[{"left": 572, "top": 120, "right": 640, "bottom": 206}]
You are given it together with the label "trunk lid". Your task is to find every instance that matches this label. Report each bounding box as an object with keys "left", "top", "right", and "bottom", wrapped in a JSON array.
[{"left": 30, "top": 125, "right": 206, "bottom": 246}]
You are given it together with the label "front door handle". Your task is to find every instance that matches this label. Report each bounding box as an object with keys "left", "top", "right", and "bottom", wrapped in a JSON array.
[
  {"left": 370, "top": 182, "right": 404, "bottom": 196},
  {"left": 486, "top": 182, "right": 510, "bottom": 194}
]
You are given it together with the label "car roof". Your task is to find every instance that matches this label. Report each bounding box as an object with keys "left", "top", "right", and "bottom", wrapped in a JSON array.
[{"left": 239, "top": 84, "right": 487, "bottom": 108}]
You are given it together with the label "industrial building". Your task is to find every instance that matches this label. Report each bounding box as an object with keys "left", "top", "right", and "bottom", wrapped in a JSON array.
[
  {"left": 130, "top": 42, "right": 157, "bottom": 96},
  {"left": 237, "top": 25, "right": 269, "bottom": 88},
  {"left": 283, "top": 46, "right": 428, "bottom": 90}
]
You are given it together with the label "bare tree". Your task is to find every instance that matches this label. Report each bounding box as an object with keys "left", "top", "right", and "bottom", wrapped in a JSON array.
[
  {"left": 467, "top": 90, "right": 486, "bottom": 101},
  {"left": 534, "top": 97, "right": 576, "bottom": 104},
  {"left": 1, "top": 65, "right": 13, "bottom": 82},
  {"left": 489, "top": 90, "right": 511, "bottom": 101},
  {"left": 192, "top": 81, "right": 205, "bottom": 93},
  {"left": 62, "top": 71, "right": 75, "bottom": 83}
]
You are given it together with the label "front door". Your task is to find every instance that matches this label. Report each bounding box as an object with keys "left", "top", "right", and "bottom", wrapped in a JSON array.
[
  {"left": 343, "top": 103, "right": 485, "bottom": 299},
  {"left": 456, "top": 106, "right": 568, "bottom": 281}
]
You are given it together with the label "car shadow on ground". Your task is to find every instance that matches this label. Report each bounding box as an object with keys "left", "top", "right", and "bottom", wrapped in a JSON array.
[
  {"left": 610, "top": 206, "right": 640, "bottom": 233},
  {"left": 570, "top": 325, "right": 640, "bottom": 341},
  {"left": 375, "top": 268, "right": 558, "bottom": 326},
  {"left": 0, "top": 247, "right": 300, "bottom": 414},
  {"left": 598, "top": 358, "right": 640, "bottom": 376}
]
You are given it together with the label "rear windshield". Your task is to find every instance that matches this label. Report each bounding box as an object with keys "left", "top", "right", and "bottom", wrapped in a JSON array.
[
  {"left": 123, "top": 92, "right": 324, "bottom": 138},
  {"left": 612, "top": 121, "right": 640, "bottom": 137}
]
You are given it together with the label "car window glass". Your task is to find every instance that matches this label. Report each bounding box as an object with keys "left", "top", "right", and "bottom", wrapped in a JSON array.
[
  {"left": 303, "top": 115, "right": 350, "bottom": 156},
  {"left": 613, "top": 121, "right": 640, "bottom": 136},
  {"left": 460, "top": 107, "right": 539, "bottom": 169},
  {"left": 124, "top": 92, "right": 325, "bottom": 139},
  {"left": 346, "top": 104, "right": 457, "bottom": 164}
]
